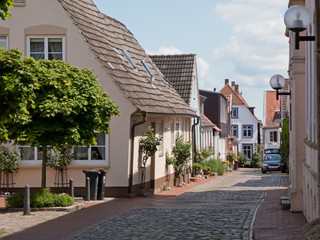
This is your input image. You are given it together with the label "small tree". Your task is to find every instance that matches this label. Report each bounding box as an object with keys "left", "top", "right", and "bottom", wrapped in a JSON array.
[
  {"left": 250, "top": 145, "right": 262, "bottom": 168},
  {"left": 139, "top": 128, "right": 160, "bottom": 167},
  {"left": 0, "top": 146, "right": 20, "bottom": 190},
  {"left": 0, "top": 49, "right": 120, "bottom": 188},
  {"left": 172, "top": 136, "right": 191, "bottom": 180}
]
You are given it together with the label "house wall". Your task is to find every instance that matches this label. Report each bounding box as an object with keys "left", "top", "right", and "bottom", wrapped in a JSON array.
[
  {"left": 0, "top": 0, "right": 194, "bottom": 197},
  {"left": 303, "top": 0, "right": 319, "bottom": 221},
  {"left": 231, "top": 104, "right": 259, "bottom": 159},
  {"left": 263, "top": 128, "right": 281, "bottom": 150}
]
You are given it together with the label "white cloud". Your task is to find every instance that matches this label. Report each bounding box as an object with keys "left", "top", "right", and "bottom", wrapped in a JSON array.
[
  {"left": 146, "top": 46, "right": 184, "bottom": 55},
  {"left": 197, "top": 58, "right": 210, "bottom": 78},
  {"left": 212, "top": 0, "right": 288, "bottom": 89}
]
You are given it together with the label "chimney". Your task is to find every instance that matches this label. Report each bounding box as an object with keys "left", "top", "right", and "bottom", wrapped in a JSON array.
[
  {"left": 231, "top": 81, "right": 235, "bottom": 87},
  {"left": 214, "top": 88, "right": 216, "bottom": 92},
  {"left": 235, "top": 84, "right": 239, "bottom": 94},
  {"left": 225, "top": 79, "right": 229, "bottom": 85}
]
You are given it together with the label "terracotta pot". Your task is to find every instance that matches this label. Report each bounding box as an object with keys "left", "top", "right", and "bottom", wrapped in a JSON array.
[
  {"left": 204, "top": 171, "right": 211, "bottom": 176},
  {"left": 195, "top": 175, "right": 199, "bottom": 182}
]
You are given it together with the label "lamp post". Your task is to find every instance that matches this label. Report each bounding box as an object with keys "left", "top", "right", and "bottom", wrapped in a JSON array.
[
  {"left": 269, "top": 74, "right": 291, "bottom": 100},
  {"left": 284, "top": 5, "right": 315, "bottom": 49}
]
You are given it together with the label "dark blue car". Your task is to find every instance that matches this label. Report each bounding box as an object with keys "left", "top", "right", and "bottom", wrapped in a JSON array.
[{"left": 261, "top": 153, "right": 284, "bottom": 173}]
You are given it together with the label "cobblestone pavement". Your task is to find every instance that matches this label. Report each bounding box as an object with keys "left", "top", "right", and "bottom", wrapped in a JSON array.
[{"left": 68, "top": 169, "right": 288, "bottom": 240}]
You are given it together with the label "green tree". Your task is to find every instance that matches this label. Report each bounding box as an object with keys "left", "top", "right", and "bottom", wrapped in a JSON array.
[
  {"left": 0, "top": 0, "right": 13, "bottom": 20},
  {"left": 0, "top": 48, "right": 119, "bottom": 188},
  {"left": 172, "top": 136, "right": 191, "bottom": 176},
  {"left": 280, "top": 117, "right": 289, "bottom": 159}
]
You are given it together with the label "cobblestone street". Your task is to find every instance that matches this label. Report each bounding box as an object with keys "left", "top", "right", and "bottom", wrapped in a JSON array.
[{"left": 69, "top": 169, "right": 287, "bottom": 240}]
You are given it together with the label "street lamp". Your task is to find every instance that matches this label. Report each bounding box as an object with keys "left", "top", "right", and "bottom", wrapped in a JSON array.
[
  {"left": 270, "top": 74, "right": 291, "bottom": 100},
  {"left": 284, "top": 5, "right": 315, "bottom": 49}
]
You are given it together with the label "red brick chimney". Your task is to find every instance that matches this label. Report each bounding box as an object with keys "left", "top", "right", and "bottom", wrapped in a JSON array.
[
  {"left": 235, "top": 84, "right": 239, "bottom": 94},
  {"left": 225, "top": 79, "right": 229, "bottom": 85}
]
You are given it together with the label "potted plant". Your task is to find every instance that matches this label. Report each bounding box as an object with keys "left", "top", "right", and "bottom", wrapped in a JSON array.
[
  {"left": 203, "top": 166, "right": 212, "bottom": 176},
  {"left": 139, "top": 128, "right": 161, "bottom": 168},
  {"left": 192, "top": 163, "right": 202, "bottom": 181}
]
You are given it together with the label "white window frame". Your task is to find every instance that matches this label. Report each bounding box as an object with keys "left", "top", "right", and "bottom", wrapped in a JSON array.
[
  {"left": 0, "top": 36, "right": 7, "bottom": 50},
  {"left": 18, "top": 133, "right": 109, "bottom": 167},
  {"left": 158, "top": 121, "right": 164, "bottom": 156},
  {"left": 27, "top": 36, "right": 65, "bottom": 61},
  {"left": 170, "top": 122, "right": 174, "bottom": 151},
  {"left": 175, "top": 122, "right": 181, "bottom": 139}
]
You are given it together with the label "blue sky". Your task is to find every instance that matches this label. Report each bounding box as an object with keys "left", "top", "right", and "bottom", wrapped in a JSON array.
[{"left": 93, "top": 0, "right": 289, "bottom": 122}]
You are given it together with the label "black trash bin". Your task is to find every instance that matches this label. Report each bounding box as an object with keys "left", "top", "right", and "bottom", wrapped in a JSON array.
[
  {"left": 97, "top": 170, "right": 107, "bottom": 200},
  {"left": 83, "top": 170, "right": 100, "bottom": 201}
]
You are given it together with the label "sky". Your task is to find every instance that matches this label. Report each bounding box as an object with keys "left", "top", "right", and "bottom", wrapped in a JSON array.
[{"left": 93, "top": 0, "right": 289, "bottom": 123}]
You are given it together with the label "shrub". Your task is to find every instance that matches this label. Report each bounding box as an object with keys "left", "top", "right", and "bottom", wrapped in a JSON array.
[
  {"left": 237, "top": 153, "right": 248, "bottom": 167},
  {"left": 192, "top": 163, "right": 202, "bottom": 174},
  {"left": 217, "top": 163, "right": 225, "bottom": 176},
  {"left": 205, "top": 157, "right": 225, "bottom": 175},
  {"left": 251, "top": 145, "right": 262, "bottom": 168},
  {"left": 5, "top": 188, "right": 74, "bottom": 208},
  {"left": 5, "top": 193, "right": 24, "bottom": 208}
]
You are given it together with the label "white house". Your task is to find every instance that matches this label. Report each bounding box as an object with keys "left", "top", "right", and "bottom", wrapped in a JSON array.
[{"left": 220, "top": 80, "right": 262, "bottom": 160}]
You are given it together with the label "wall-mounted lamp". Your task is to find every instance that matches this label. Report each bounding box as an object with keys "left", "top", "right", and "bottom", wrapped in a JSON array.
[
  {"left": 284, "top": 5, "right": 315, "bottom": 49},
  {"left": 270, "top": 74, "right": 291, "bottom": 100}
]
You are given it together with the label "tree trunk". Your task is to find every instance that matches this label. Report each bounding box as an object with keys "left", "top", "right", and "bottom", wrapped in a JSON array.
[{"left": 41, "top": 147, "right": 47, "bottom": 188}]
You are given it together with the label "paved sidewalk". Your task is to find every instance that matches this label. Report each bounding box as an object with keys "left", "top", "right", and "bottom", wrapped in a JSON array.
[
  {"left": 0, "top": 170, "right": 308, "bottom": 239},
  {"left": 253, "top": 188, "right": 307, "bottom": 240}
]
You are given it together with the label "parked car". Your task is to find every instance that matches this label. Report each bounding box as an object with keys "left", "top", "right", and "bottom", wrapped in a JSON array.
[
  {"left": 261, "top": 153, "right": 285, "bottom": 173},
  {"left": 264, "top": 148, "right": 280, "bottom": 155}
]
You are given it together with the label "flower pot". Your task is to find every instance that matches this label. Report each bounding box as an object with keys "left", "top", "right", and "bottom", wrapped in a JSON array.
[
  {"left": 203, "top": 171, "right": 211, "bottom": 176},
  {"left": 195, "top": 175, "right": 199, "bottom": 182}
]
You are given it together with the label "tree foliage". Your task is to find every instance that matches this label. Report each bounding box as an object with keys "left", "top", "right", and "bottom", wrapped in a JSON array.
[
  {"left": 0, "top": 0, "right": 13, "bottom": 20},
  {"left": 139, "top": 128, "right": 160, "bottom": 167},
  {"left": 172, "top": 136, "right": 191, "bottom": 175},
  {"left": 0, "top": 48, "right": 120, "bottom": 187},
  {"left": 280, "top": 117, "right": 289, "bottom": 160}
]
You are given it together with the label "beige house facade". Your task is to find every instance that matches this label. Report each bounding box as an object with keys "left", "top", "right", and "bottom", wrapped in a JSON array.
[{"left": 0, "top": 0, "right": 196, "bottom": 197}]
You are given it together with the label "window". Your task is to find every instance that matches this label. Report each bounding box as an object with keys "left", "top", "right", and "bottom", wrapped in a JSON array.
[
  {"left": 74, "top": 133, "right": 107, "bottom": 161},
  {"left": 175, "top": 122, "right": 181, "bottom": 139},
  {"left": 242, "top": 125, "right": 253, "bottom": 137},
  {"left": 150, "top": 61, "right": 169, "bottom": 84},
  {"left": 158, "top": 121, "right": 164, "bottom": 155},
  {"left": 121, "top": 49, "right": 137, "bottom": 70},
  {"left": 14, "top": 0, "right": 26, "bottom": 6},
  {"left": 27, "top": 37, "right": 64, "bottom": 61},
  {"left": 140, "top": 60, "right": 154, "bottom": 84},
  {"left": 0, "top": 36, "right": 7, "bottom": 49},
  {"left": 231, "top": 107, "right": 238, "bottom": 118},
  {"left": 170, "top": 122, "right": 174, "bottom": 150},
  {"left": 19, "top": 133, "right": 108, "bottom": 165},
  {"left": 243, "top": 144, "right": 253, "bottom": 160},
  {"left": 270, "top": 131, "right": 278, "bottom": 142},
  {"left": 231, "top": 125, "right": 238, "bottom": 138}
]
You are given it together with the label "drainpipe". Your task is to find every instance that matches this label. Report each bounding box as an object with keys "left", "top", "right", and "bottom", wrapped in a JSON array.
[
  {"left": 192, "top": 117, "right": 200, "bottom": 163},
  {"left": 128, "top": 111, "right": 146, "bottom": 195},
  {"left": 315, "top": 0, "right": 320, "bottom": 217}
]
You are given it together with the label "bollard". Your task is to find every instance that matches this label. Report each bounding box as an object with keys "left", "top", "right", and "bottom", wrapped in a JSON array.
[
  {"left": 85, "top": 177, "right": 90, "bottom": 201},
  {"left": 69, "top": 178, "right": 74, "bottom": 198},
  {"left": 23, "top": 185, "right": 30, "bottom": 215}
]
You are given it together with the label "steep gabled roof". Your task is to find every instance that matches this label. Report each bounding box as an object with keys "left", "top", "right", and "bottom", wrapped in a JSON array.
[
  {"left": 149, "top": 54, "right": 196, "bottom": 105},
  {"left": 58, "top": 0, "right": 196, "bottom": 116},
  {"left": 201, "top": 114, "right": 215, "bottom": 128},
  {"left": 264, "top": 91, "right": 280, "bottom": 128},
  {"left": 220, "top": 84, "right": 245, "bottom": 105}
]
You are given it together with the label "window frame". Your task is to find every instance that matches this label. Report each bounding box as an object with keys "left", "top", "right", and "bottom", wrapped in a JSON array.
[
  {"left": 231, "top": 125, "right": 238, "bottom": 138},
  {"left": 26, "top": 36, "right": 65, "bottom": 61},
  {"left": 270, "top": 131, "right": 278, "bottom": 143},
  {"left": 231, "top": 107, "right": 238, "bottom": 119},
  {"left": 242, "top": 125, "right": 253, "bottom": 138},
  {"left": 18, "top": 133, "right": 109, "bottom": 167},
  {"left": 0, "top": 36, "right": 8, "bottom": 50},
  {"left": 158, "top": 121, "right": 164, "bottom": 156},
  {"left": 242, "top": 144, "right": 253, "bottom": 160}
]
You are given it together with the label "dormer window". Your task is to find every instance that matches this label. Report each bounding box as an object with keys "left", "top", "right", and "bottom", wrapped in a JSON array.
[
  {"left": 121, "top": 49, "right": 137, "bottom": 70},
  {"left": 140, "top": 60, "right": 154, "bottom": 85}
]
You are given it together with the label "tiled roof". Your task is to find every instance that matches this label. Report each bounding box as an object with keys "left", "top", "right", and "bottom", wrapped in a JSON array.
[
  {"left": 149, "top": 54, "right": 196, "bottom": 105},
  {"left": 58, "top": 0, "right": 196, "bottom": 117},
  {"left": 264, "top": 91, "right": 280, "bottom": 128},
  {"left": 220, "top": 84, "right": 244, "bottom": 105},
  {"left": 201, "top": 114, "right": 215, "bottom": 128}
]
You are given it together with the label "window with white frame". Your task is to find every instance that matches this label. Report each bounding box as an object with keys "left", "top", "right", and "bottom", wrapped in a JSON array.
[
  {"left": 158, "top": 121, "right": 164, "bottom": 155},
  {"left": 243, "top": 144, "right": 252, "bottom": 160},
  {"left": 0, "top": 36, "right": 7, "bottom": 50},
  {"left": 73, "top": 133, "right": 107, "bottom": 161},
  {"left": 19, "top": 133, "right": 108, "bottom": 164},
  {"left": 175, "top": 122, "right": 181, "bottom": 139},
  {"left": 231, "top": 107, "right": 238, "bottom": 118},
  {"left": 27, "top": 37, "right": 65, "bottom": 61},
  {"left": 242, "top": 125, "right": 253, "bottom": 137},
  {"left": 270, "top": 131, "right": 278, "bottom": 142}
]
